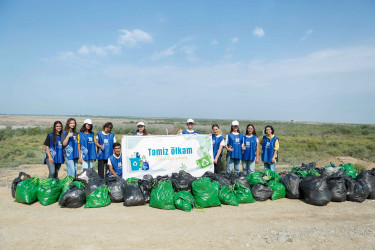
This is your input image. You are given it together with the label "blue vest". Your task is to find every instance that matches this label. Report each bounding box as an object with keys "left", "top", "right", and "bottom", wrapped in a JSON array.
[
  {"left": 79, "top": 132, "right": 97, "bottom": 160},
  {"left": 97, "top": 132, "right": 115, "bottom": 160},
  {"left": 45, "top": 133, "right": 64, "bottom": 164},
  {"left": 182, "top": 130, "right": 198, "bottom": 134},
  {"left": 242, "top": 135, "right": 258, "bottom": 161},
  {"left": 227, "top": 133, "right": 244, "bottom": 159},
  {"left": 62, "top": 131, "right": 79, "bottom": 160},
  {"left": 212, "top": 135, "right": 224, "bottom": 157},
  {"left": 261, "top": 136, "right": 279, "bottom": 163},
  {"left": 107, "top": 154, "right": 122, "bottom": 178}
]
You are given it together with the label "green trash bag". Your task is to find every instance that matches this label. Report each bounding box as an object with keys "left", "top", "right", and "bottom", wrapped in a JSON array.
[
  {"left": 59, "top": 175, "right": 74, "bottom": 189},
  {"left": 174, "top": 191, "right": 195, "bottom": 212},
  {"left": 292, "top": 167, "right": 320, "bottom": 177},
  {"left": 340, "top": 163, "right": 357, "bottom": 178},
  {"left": 149, "top": 181, "right": 176, "bottom": 210},
  {"left": 126, "top": 177, "right": 139, "bottom": 186},
  {"left": 59, "top": 181, "right": 84, "bottom": 201},
  {"left": 211, "top": 180, "right": 221, "bottom": 191},
  {"left": 325, "top": 162, "right": 337, "bottom": 168},
  {"left": 219, "top": 185, "right": 238, "bottom": 206},
  {"left": 233, "top": 182, "right": 256, "bottom": 203},
  {"left": 15, "top": 177, "right": 40, "bottom": 204},
  {"left": 192, "top": 177, "right": 221, "bottom": 208},
  {"left": 265, "top": 169, "right": 281, "bottom": 182},
  {"left": 37, "top": 179, "right": 62, "bottom": 206},
  {"left": 268, "top": 180, "right": 286, "bottom": 200},
  {"left": 246, "top": 172, "right": 267, "bottom": 187},
  {"left": 84, "top": 184, "right": 111, "bottom": 208}
]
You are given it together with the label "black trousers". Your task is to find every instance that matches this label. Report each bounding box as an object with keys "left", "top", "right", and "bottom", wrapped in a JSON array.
[
  {"left": 214, "top": 155, "right": 222, "bottom": 174},
  {"left": 98, "top": 159, "right": 108, "bottom": 179}
]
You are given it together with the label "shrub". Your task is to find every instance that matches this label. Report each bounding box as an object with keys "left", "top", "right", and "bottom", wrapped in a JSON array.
[
  {"left": 328, "top": 141, "right": 339, "bottom": 147},
  {"left": 353, "top": 164, "right": 367, "bottom": 174}
]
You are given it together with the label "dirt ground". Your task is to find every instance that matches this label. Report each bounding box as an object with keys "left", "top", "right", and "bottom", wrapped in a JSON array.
[{"left": 1, "top": 165, "right": 375, "bottom": 250}]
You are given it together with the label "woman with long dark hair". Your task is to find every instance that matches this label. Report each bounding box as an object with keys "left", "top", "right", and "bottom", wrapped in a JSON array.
[
  {"left": 261, "top": 125, "right": 279, "bottom": 172},
  {"left": 134, "top": 122, "right": 150, "bottom": 136},
  {"left": 78, "top": 119, "right": 97, "bottom": 171},
  {"left": 211, "top": 124, "right": 225, "bottom": 173},
  {"left": 44, "top": 121, "right": 64, "bottom": 178},
  {"left": 241, "top": 124, "right": 259, "bottom": 175},
  {"left": 62, "top": 118, "right": 79, "bottom": 177}
]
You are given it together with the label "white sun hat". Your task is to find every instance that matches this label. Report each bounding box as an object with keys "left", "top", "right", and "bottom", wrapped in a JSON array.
[
  {"left": 83, "top": 119, "right": 93, "bottom": 125},
  {"left": 137, "top": 122, "right": 145, "bottom": 126},
  {"left": 186, "top": 119, "right": 195, "bottom": 124},
  {"left": 231, "top": 120, "right": 239, "bottom": 126}
]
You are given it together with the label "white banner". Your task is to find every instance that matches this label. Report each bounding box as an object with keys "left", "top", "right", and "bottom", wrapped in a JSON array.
[{"left": 121, "top": 134, "right": 214, "bottom": 178}]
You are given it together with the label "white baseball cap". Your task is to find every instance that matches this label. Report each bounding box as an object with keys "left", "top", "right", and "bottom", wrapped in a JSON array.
[
  {"left": 137, "top": 122, "right": 145, "bottom": 126},
  {"left": 186, "top": 119, "right": 195, "bottom": 124},
  {"left": 231, "top": 120, "right": 239, "bottom": 126},
  {"left": 83, "top": 119, "right": 93, "bottom": 125}
]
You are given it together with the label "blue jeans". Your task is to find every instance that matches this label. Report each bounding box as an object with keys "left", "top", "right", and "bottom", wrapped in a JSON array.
[
  {"left": 65, "top": 157, "right": 78, "bottom": 178},
  {"left": 226, "top": 155, "right": 241, "bottom": 174},
  {"left": 242, "top": 160, "right": 255, "bottom": 176},
  {"left": 81, "top": 159, "right": 94, "bottom": 171},
  {"left": 264, "top": 162, "right": 276, "bottom": 172}
]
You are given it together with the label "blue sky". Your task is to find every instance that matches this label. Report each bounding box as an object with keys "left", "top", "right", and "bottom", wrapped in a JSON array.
[{"left": 0, "top": 0, "right": 375, "bottom": 123}]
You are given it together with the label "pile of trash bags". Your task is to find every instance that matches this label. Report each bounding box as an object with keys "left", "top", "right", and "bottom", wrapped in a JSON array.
[{"left": 11, "top": 164, "right": 375, "bottom": 211}]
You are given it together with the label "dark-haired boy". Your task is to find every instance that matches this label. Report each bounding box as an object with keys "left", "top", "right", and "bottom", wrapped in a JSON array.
[{"left": 107, "top": 142, "right": 123, "bottom": 178}]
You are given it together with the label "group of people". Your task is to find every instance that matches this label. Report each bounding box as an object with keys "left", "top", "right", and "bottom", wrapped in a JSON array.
[{"left": 43, "top": 118, "right": 279, "bottom": 179}]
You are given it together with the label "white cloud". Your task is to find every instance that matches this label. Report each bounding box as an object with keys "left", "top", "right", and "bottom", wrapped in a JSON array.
[
  {"left": 118, "top": 29, "right": 153, "bottom": 47},
  {"left": 210, "top": 39, "right": 218, "bottom": 46},
  {"left": 151, "top": 45, "right": 177, "bottom": 60},
  {"left": 77, "top": 44, "right": 121, "bottom": 56},
  {"left": 253, "top": 27, "right": 265, "bottom": 38},
  {"left": 301, "top": 29, "right": 313, "bottom": 41},
  {"left": 231, "top": 37, "right": 239, "bottom": 43},
  {"left": 57, "top": 51, "right": 77, "bottom": 60},
  {"left": 181, "top": 46, "right": 197, "bottom": 62}
]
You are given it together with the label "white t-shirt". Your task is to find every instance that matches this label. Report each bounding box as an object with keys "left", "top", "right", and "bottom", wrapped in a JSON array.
[
  {"left": 108, "top": 154, "right": 121, "bottom": 166},
  {"left": 225, "top": 132, "right": 239, "bottom": 145},
  {"left": 243, "top": 135, "right": 259, "bottom": 145},
  {"left": 214, "top": 135, "right": 226, "bottom": 146},
  {"left": 96, "top": 131, "right": 117, "bottom": 142}
]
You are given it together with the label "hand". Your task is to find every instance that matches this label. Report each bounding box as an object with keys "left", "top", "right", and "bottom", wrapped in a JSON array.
[
  {"left": 227, "top": 147, "right": 233, "bottom": 152},
  {"left": 100, "top": 145, "right": 104, "bottom": 150},
  {"left": 49, "top": 158, "right": 54, "bottom": 164},
  {"left": 256, "top": 159, "right": 259, "bottom": 164},
  {"left": 214, "top": 159, "right": 217, "bottom": 164},
  {"left": 271, "top": 157, "right": 276, "bottom": 163},
  {"left": 68, "top": 131, "right": 73, "bottom": 137},
  {"left": 241, "top": 145, "right": 246, "bottom": 150},
  {"left": 178, "top": 128, "right": 182, "bottom": 134},
  {"left": 208, "top": 133, "right": 212, "bottom": 136},
  {"left": 79, "top": 157, "right": 83, "bottom": 164}
]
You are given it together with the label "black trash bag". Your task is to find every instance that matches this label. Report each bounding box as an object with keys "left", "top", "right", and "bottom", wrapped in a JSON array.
[
  {"left": 11, "top": 172, "right": 31, "bottom": 198},
  {"left": 156, "top": 175, "right": 170, "bottom": 183},
  {"left": 356, "top": 171, "right": 375, "bottom": 199},
  {"left": 59, "top": 183, "right": 86, "bottom": 208},
  {"left": 106, "top": 176, "right": 126, "bottom": 202},
  {"left": 142, "top": 174, "right": 154, "bottom": 181},
  {"left": 202, "top": 171, "right": 231, "bottom": 187},
  {"left": 139, "top": 179, "right": 152, "bottom": 203},
  {"left": 346, "top": 177, "right": 369, "bottom": 203},
  {"left": 315, "top": 168, "right": 325, "bottom": 176},
  {"left": 123, "top": 183, "right": 146, "bottom": 206},
  {"left": 76, "top": 169, "right": 101, "bottom": 186},
  {"left": 301, "top": 162, "right": 316, "bottom": 169},
  {"left": 329, "top": 170, "right": 348, "bottom": 178},
  {"left": 327, "top": 176, "right": 347, "bottom": 202},
  {"left": 370, "top": 168, "right": 375, "bottom": 176},
  {"left": 219, "top": 171, "right": 231, "bottom": 181},
  {"left": 171, "top": 170, "right": 196, "bottom": 192},
  {"left": 299, "top": 176, "right": 332, "bottom": 206},
  {"left": 280, "top": 172, "right": 301, "bottom": 199},
  {"left": 202, "top": 171, "right": 216, "bottom": 181},
  {"left": 251, "top": 183, "right": 273, "bottom": 201},
  {"left": 85, "top": 178, "right": 105, "bottom": 196},
  {"left": 230, "top": 172, "right": 250, "bottom": 189}
]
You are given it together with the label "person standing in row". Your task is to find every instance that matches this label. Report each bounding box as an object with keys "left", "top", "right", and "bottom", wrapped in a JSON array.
[
  {"left": 96, "top": 122, "right": 116, "bottom": 179},
  {"left": 134, "top": 122, "right": 150, "bottom": 136},
  {"left": 241, "top": 124, "right": 259, "bottom": 176},
  {"left": 44, "top": 121, "right": 64, "bottom": 178},
  {"left": 177, "top": 119, "right": 198, "bottom": 135},
  {"left": 62, "top": 118, "right": 79, "bottom": 177},
  {"left": 107, "top": 142, "right": 123, "bottom": 178},
  {"left": 211, "top": 124, "right": 225, "bottom": 174},
  {"left": 225, "top": 120, "right": 243, "bottom": 174},
  {"left": 78, "top": 119, "right": 97, "bottom": 171},
  {"left": 261, "top": 125, "right": 279, "bottom": 172}
]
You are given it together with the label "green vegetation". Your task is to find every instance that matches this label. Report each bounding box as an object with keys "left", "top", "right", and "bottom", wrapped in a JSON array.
[{"left": 0, "top": 119, "right": 374, "bottom": 169}]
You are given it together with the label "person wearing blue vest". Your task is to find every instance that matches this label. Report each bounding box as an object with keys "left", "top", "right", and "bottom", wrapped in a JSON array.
[
  {"left": 261, "top": 125, "right": 279, "bottom": 172},
  {"left": 44, "top": 121, "right": 64, "bottom": 178},
  {"left": 177, "top": 119, "right": 198, "bottom": 135},
  {"left": 225, "top": 120, "right": 244, "bottom": 174},
  {"left": 134, "top": 122, "right": 150, "bottom": 136},
  {"left": 212, "top": 124, "right": 225, "bottom": 173},
  {"left": 96, "top": 122, "right": 116, "bottom": 179},
  {"left": 78, "top": 119, "right": 97, "bottom": 171},
  {"left": 62, "top": 118, "right": 79, "bottom": 177},
  {"left": 107, "top": 142, "right": 123, "bottom": 178},
  {"left": 241, "top": 124, "right": 259, "bottom": 176}
]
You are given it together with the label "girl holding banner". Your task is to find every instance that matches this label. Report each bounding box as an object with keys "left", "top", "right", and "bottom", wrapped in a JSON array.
[
  {"left": 225, "top": 120, "right": 243, "bottom": 174},
  {"left": 134, "top": 122, "right": 150, "bottom": 136},
  {"left": 212, "top": 124, "right": 225, "bottom": 173}
]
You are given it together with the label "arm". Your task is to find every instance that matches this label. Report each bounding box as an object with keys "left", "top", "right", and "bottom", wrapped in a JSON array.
[
  {"left": 214, "top": 145, "right": 224, "bottom": 164},
  {"left": 108, "top": 164, "right": 118, "bottom": 177},
  {"left": 272, "top": 139, "right": 279, "bottom": 163},
  {"left": 225, "top": 135, "right": 233, "bottom": 152},
  {"left": 95, "top": 134, "right": 104, "bottom": 149},
  {"left": 256, "top": 142, "right": 259, "bottom": 164},
  {"left": 62, "top": 131, "right": 72, "bottom": 146},
  {"left": 177, "top": 128, "right": 182, "bottom": 135},
  {"left": 45, "top": 146, "right": 54, "bottom": 164}
]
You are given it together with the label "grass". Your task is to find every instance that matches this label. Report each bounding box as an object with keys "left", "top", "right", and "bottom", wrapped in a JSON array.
[{"left": 0, "top": 119, "right": 374, "bottom": 169}]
